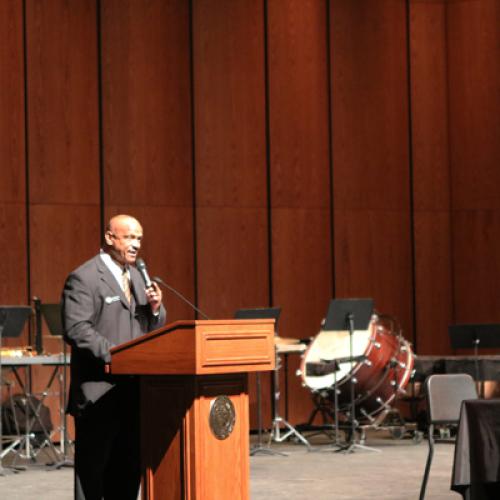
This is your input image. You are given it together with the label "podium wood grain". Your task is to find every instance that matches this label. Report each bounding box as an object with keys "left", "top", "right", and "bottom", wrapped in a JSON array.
[{"left": 110, "top": 319, "right": 275, "bottom": 500}]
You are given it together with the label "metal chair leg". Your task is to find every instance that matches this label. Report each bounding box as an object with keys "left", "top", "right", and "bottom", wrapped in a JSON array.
[{"left": 419, "top": 424, "right": 435, "bottom": 500}]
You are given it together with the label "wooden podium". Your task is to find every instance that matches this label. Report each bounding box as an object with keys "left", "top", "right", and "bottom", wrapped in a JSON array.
[{"left": 109, "top": 319, "right": 275, "bottom": 500}]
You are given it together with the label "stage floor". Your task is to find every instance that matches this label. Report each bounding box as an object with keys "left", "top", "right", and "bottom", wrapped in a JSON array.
[{"left": 0, "top": 431, "right": 459, "bottom": 499}]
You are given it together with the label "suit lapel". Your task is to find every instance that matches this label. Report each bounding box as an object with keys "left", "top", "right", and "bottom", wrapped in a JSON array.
[{"left": 95, "top": 255, "right": 131, "bottom": 310}]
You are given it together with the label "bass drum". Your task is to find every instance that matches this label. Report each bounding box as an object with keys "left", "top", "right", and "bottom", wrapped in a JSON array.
[{"left": 300, "top": 314, "right": 414, "bottom": 419}]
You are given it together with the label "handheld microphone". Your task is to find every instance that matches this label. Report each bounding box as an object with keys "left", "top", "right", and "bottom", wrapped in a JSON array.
[
  {"left": 152, "top": 276, "right": 210, "bottom": 320},
  {"left": 135, "top": 258, "right": 153, "bottom": 289}
]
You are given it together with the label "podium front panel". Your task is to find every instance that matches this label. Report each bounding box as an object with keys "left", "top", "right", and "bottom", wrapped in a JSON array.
[
  {"left": 141, "top": 374, "right": 249, "bottom": 500},
  {"left": 197, "top": 322, "right": 274, "bottom": 373}
]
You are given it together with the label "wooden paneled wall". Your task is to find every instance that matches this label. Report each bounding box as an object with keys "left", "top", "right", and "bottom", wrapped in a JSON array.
[
  {"left": 331, "top": 0, "right": 413, "bottom": 347},
  {"left": 1, "top": 0, "right": 499, "bottom": 427},
  {"left": 101, "top": 0, "right": 195, "bottom": 323},
  {"left": 410, "top": 0, "right": 500, "bottom": 354},
  {"left": 1, "top": 0, "right": 27, "bottom": 308},
  {"left": 410, "top": 0, "right": 453, "bottom": 356},
  {"left": 268, "top": 0, "right": 332, "bottom": 424}
]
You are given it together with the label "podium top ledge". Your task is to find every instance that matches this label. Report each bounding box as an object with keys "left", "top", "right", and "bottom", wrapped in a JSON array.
[{"left": 110, "top": 318, "right": 276, "bottom": 355}]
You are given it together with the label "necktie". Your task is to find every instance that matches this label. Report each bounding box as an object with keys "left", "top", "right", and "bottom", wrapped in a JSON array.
[{"left": 122, "top": 268, "right": 131, "bottom": 303}]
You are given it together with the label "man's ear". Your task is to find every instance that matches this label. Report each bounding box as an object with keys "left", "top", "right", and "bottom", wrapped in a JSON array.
[{"left": 104, "top": 231, "right": 113, "bottom": 246}]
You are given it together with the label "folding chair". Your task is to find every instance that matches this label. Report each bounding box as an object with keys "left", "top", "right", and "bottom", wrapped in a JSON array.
[{"left": 419, "top": 373, "right": 477, "bottom": 500}]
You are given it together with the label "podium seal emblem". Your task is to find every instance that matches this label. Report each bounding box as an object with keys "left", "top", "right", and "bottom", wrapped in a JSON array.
[{"left": 209, "top": 396, "right": 236, "bottom": 440}]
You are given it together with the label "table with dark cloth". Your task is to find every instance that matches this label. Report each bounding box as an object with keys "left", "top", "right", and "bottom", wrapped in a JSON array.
[
  {"left": 414, "top": 356, "right": 500, "bottom": 382},
  {"left": 451, "top": 399, "right": 500, "bottom": 499}
]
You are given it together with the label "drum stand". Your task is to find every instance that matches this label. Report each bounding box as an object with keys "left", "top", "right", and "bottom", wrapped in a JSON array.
[
  {"left": 0, "top": 307, "right": 31, "bottom": 475},
  {"left": 50, "top": 341, "right": 73, "bottom": 469},
  {"left": 269, "top": 350, "right": 311, "bottom": 450},
  {"left": 32, "top": 300, "right": 73, "bottom": 469},
  {"left": 315, "top": 366, "right": 345, "bottom": 452},
  {"left": 251, "top": 372, "right": 285, "bottom": 456},
  {"left": 233, "top": 307, "right": 287, "bottom": 455},
  {"left": 341, "top": 313, "right": 379, "bottom": 454},
  {"left": 0, "top": 311, "right": 21, "bottom": 476}
]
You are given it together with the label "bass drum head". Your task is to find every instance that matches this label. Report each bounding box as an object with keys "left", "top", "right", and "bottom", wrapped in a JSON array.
[
  {"left": 300, "top": 315, "right": 414, "bottom": 421},
  {"left": 300, "top": 320, "right": 375, "bottom": 391}
]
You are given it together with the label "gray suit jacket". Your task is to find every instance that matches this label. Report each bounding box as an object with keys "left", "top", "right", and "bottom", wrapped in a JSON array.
[{"left": 62, "top": 254, "right": 167, "bottom": 415}]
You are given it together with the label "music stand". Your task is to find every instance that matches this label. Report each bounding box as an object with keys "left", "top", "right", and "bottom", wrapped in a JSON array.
[
  {"left": 234, "top": 308, "right": 285, "bottom": 456},
  {"left": 324, "top": 298, "right": 378, "bottom": 453},
  {"left": 323, "top": 298, "right": 373, "bottom": 332},
  {"left": 35, "top": 301, "right": 73, "bottom": 469},
  {"left": 0, "top": 306, "right": 32, "bottom": 475},
  {"left": 449, "top": 324, "right": 500, "bottom": 396}
]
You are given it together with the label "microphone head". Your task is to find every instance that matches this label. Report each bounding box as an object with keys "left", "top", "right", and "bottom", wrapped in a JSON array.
[{"left": 135, "top": 258, "right": 152, "bottom": 288}]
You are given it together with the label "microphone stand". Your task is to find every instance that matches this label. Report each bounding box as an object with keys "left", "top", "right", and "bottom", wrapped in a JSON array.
[
  {"left": 342, "top": 312, "right": 379, "bottom": 454},
  {"left": 152, "top": 276, "right": 210, "bottom": 320}
]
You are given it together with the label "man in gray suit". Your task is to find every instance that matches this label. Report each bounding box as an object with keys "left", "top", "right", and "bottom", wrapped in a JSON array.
[{"left": 62, "top": 214, "right": 167, "bottom": 500}]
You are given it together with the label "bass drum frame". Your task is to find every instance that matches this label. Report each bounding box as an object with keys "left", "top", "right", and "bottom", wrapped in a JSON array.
[{"left": 300, "top": 314, "right": 414, "bottom": 422}]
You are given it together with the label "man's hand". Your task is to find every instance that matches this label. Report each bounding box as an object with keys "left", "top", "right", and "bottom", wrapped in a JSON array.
[{"left": 145, "top": 281, "right": 162, "bottom": 314}]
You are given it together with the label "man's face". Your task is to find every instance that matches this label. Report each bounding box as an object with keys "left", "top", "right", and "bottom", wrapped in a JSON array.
[{"left": 104, "top": 217, "right": 143, "bottom": 266}]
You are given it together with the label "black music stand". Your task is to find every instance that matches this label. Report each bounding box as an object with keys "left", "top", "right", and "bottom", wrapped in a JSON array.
[
  {"left": 449, "top": 323, "right": 500, "bottom": 396},
  {"left": 323, "top": 298, "right": 373, "bottom": 332},
  {"left": 324, "top": 298, "right": 377, "bottom": 453},
  {"left": 234, "top": 307, "right": 285, "bottom": 456},
  {"left": 0, "top": 306, "right": 32, "bottom": 475},
  {"left": 34, "top": 300, "right": 73, "bottom": 469}
]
